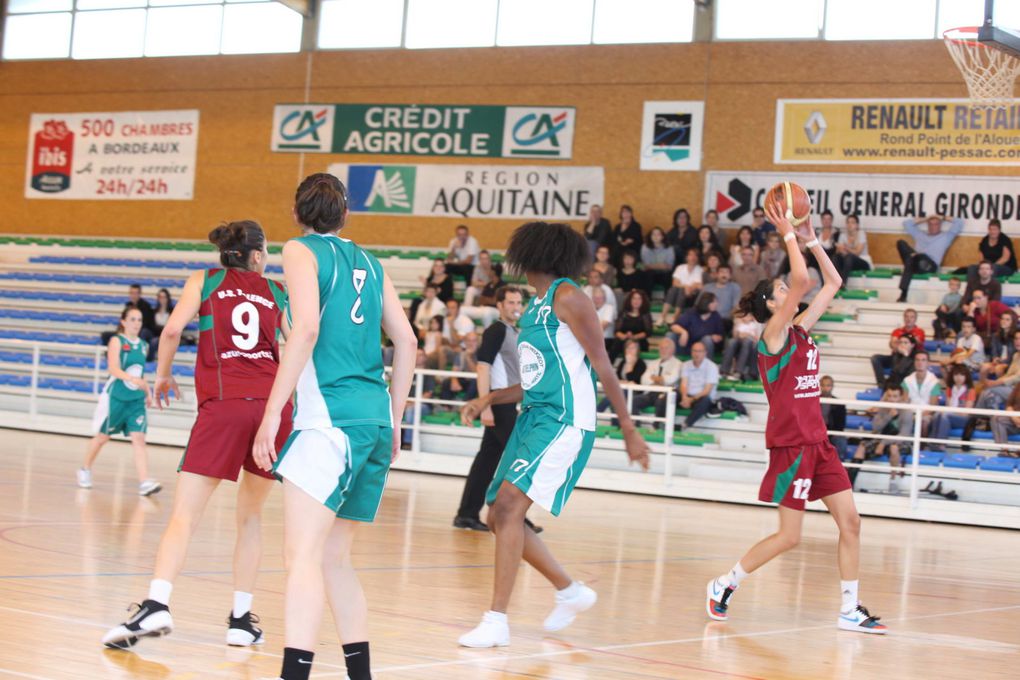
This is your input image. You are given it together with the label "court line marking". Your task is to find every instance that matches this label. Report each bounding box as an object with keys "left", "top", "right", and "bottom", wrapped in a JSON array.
[{"left": 0, "top": 669, "right": 55, "bottom": 680}]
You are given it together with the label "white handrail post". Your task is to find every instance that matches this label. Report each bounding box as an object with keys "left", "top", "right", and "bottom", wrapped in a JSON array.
[
  {"left": 909, "top": 403, "right": 922, "bottom": 509},
  {"left": 411, "top": 370, "right": 423, "bottom": 456},
  {"left": 664, "top": 389, "right": 676, "bottom": 487},
  {"left": 29, "top": 344, "right": 40, "bottom": 418},
  {"left": 93, "top": 345, "right": 102, "bottom": 394},
  {"left": 626, "top": 384, "right": 633, "bottom": 413}
]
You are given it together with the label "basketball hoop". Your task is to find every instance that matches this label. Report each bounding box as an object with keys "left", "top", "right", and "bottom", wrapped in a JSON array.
[{"left": 944, "top": 26, "right": 1020, "bottom": 108}]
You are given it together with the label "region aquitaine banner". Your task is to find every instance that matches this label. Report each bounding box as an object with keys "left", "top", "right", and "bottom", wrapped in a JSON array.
[
  {"left": 774, "top": 99, "right": 1020, "bottom": 166},
  {"left": 327, "top": 163, "right": 603, "bottom": 220},
  {"left": 25, "top": 110, "right": 199, "bottom": 200},
  {"left": 272, "top": 103, "right": 575, "bottom": 159},
  {"left": 705, "top": 170, "right": 1020, "bottom": 235}
]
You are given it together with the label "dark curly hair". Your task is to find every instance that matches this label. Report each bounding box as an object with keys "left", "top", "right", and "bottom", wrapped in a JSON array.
[
  {"left": 208, "top": 220, "right": 265, "bottom": 270},
  {"left": 737, "top": 277, "right": 780, "bottom": 323},
  {"left": 504, "top": 222, "right": 591, "bottom": 281},
  {"left": 294, "top": 172, "right": 349, "bottom": 233}
]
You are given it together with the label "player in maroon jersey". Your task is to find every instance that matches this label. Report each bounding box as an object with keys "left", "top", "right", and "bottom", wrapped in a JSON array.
[
  {"left": 705, "top": 204, "right": 886, "bottom": 635},
  {"left": 102, "top": 221, "right": 294, "bottom": 650}
]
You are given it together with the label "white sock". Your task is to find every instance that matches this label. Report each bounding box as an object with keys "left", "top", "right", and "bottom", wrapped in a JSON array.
[
  {"left": 558, "top": 581, "right": 581, "bottom": 599},
  {"left": 148, "top": 579, "right": 173, "bottom": 606},
  {"left": 721, "top": 562, "right": 749, "bottom": 588},
  {"left": 232, "top": 591, "right": 253, "bottom": 618},
  {"left": 484, "top": 610, "right": 508, "bottom": 624},
  {"left": 841, "top": 580, "right": 859, "bottom": 613}
]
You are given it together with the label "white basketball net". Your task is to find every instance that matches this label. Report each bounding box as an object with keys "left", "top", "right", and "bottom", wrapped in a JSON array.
[{"left": 944, "top": 27, "right": 1020, "bottom": 108}]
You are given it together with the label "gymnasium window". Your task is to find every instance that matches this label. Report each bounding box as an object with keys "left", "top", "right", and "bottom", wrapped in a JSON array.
[
  {"left": 404, "top": 0, "right": 498, "bottom": 49},
  {"left": 317, "top": 0, "right": 404, "bottom": 49},
  {"left": 2, "top": 0, "right": 303, "bottom": 60},
  {"left": 592, "top": 0, "right": 695, "bottom": 45},
  {"left": 715, "top": 0, "right": 824, "bottom": 40}
]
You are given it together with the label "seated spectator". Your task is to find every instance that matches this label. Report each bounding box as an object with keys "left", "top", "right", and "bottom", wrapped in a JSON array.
[
  {"left": 834, "top": 213, "right": 872, "bottom": 285},
  {"left": 990, "top": 383, "right": 1020, "bottom": 456},
  {"left": 613, "top": 204, "right": 643, "bottom": 266},
  {"left": 900, "top": 350, "right": 941, "bottom": 442},
  {"left": 701, "top": 264, "right": 741, "bottom": 326},
  {"left": 816, "top": 209, "right": 840, "bottom": 259},
  {"left": 402, "top": 349, "right": 436, "bottom": 446},
  {"left": 749, "top": 206, "right": 775, "bottom": 247},
  {"left": 583, "top": 269, "right": 617, "bottom": 311},
  {"left": 153, "top": 288, "right": 174, "bottom": 336},
  {"left": 974, "top": 219, "right": 1016, "bottom": 280},
  {"left": 964, "top": 289, "right": 1011, "bottom": 340},
  {"left": 930, "top": 365, "right": 975, "bottom": 451},
  {"left": 760, "top": 231, "right": 786, "bottom": 279},
  {"left": 592, "top": 287, "right": 617, "bottom": 353},
  {"left": 641, "top": 227, "right": 675, "bottom": 292},
  {"left": 659, "top": 247, "right": 703, "bottom": 326},
  {"left": 440, "top": 331, "right": 480, "bottom": 402},
  {"left": 870, "top": 309, "right": 924, "bottom": 385},
  {"left": 702, "top": 252, "right": 724, "bottom": 285},
  {"left": 728, "top": 226, "right": 759, "bottom": 268},
  {"left": 446, "top": 224, "right": 481, "bottom": 279},
  {"left": 443, "top": 298, "right": 476, "bottom": 348},
  {"left": 583, "top": 204, "right": 613, "bottom": 257},
  {"left": 100, "top": 284, "right": 158, "bottom": 360},
  {"left": 591, "top": 244, "right": 617, "bottom": 288},
  {"left": 409, "top": 258, "right": 454, "bottom": 322},
  {"left": 598, "top": 339, "right": 646, "bottom": 412},
  {"left": 981, "top": 310, "right": 1018, "bottom": 381},
  {"left": 677, "top": 341, "right": 719, "bottom": 430},
  {"left": 963, "top": 260, "right": 1003, "bottom": 304},
  {"left": 422, "top": 315, "right": 447, "bottom": 368},
  {"left": 615, "top": 250, "right": 649, "bottom": 299},
  {"left": 463, "top": 250, "right": 502, "bottom": 307},
  {"left": 703, "top": 210, "right": 726, "bottom": 249},
  {"left": 629, "top": 338, "right": 682, "bottom": 424},
  {"left": 945, "top": 316, "right": 986, "bottom": 372},
  {"left": 896, "top": 214, "right": 963, "bottom": 302},
  {"left": 850, "top": 383, "right": 910, "bottom": 492},
  {"left": 881, "top": 334, "right": 918, "bottom": 388},
  {"left": 665, "top": 208, "right": 698, "bottom": 261},
  {"left": 720, "top": 309, "right": 762, "bottom": 382},
  {"left": 697, "top": 225, "right": 723, "bottom": 262},
  {"left": 820, "top": 375, "right": 848, "bottom": 460},
  {"left": 669, "top": 291, "right": 724, "bottom": 357},
  {"left": 975, "top": 329, "right": 1020, "bottom": 410},
  {"left": 612, "top": 289, "right": 653, "bottom": 358},
  {"left": 413, "top": 284, "right": 446, "bottom": 336},
  {"left": 732, "top": 246, "right": 766, "bottom": 296},
  {"left": 932, "top": 276, "right": 964, "bottom": 341}
]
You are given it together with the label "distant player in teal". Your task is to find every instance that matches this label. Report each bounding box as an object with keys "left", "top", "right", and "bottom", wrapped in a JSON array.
[
  {"left": 252, "top": 173, "right": 417, "bottom": 680},
  {"left": 458, "top": 221, "right": 650, "bottom": 648},
  {"left": 79, "top": 306, "right": 161, "bottom": 496}
]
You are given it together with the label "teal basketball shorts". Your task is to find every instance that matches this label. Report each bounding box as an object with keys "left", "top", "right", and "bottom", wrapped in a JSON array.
[
  {"left": 486, "top": 408, "right": 596, "bottom": 517},
  {"left": 274, "top": 424, "right": 394, "bottom": 522},
  {"left": 92, "top": 393, "right": 147, "bottom": 436}
]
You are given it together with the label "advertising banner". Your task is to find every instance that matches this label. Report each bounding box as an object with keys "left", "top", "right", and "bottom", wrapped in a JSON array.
[
  {"left": 775, "top": 99, "right": 1020, "bottom": 166},
  {"left": 327, "top": 163, "right": 603, "bottom": 220},
  {"left": 639, "top": 101, "right": 705, "bottom": 171},
  {"left": 25, "top": 110, "right": 199, "bottom": 200},
  {"left": 274, "top": 104, "right": 575, "bottom": 159},
  {"left": 705, "top": 170, "right": 1020, "bottom": 234}
]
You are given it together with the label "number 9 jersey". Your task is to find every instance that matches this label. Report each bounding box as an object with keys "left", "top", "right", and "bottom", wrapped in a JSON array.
[{"left": 196, "top": 268, "right": 288, "bottom": 406}]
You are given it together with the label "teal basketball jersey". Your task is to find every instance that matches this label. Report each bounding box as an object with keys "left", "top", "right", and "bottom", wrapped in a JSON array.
[
  {"left": 289, "top": 233, "right": 391, "bottom": 429},
  {"left": 517, "top": 278, "right": 597, "bottom": 431},
  {"left": 107, "top": 334, "right": 148, "bottom": 402}
]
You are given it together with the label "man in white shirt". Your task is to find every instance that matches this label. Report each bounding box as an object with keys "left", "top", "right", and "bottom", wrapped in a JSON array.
[
  {"left": 583, "top": 269, "right": 617, "bottom": 310},
  {"left": 412, "top": 284, "right": 446, "bottom": 336},
  {"left": 629, "top": 338, "right": 682, "bottom": 424},
  {"left": 900, "top": 350, "right": 941, "bottom": 440},
  {"left": 447, "top": 224, "right": 481, "bottom": 279},
  {"left": 679, "top": 341, "right": 719, "bottom": 429},
  {"left": 591, "top": 287, "right": 617, "bottom": 351},
  {"left": 444, "top": 298, "right": 476, "bottom": 347}
]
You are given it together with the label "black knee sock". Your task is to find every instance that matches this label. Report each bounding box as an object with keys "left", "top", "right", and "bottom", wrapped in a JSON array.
[
  {"left": 280, "top": 647, "right": 314, "bottom": 680},
  {"left": 343, "top": 641, "right": 371, "bottom": 680}
]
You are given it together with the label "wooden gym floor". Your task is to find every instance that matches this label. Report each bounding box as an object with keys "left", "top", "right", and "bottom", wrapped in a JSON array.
[{"left": 0, "top": 429, "right": 1018, "bottom": 680}]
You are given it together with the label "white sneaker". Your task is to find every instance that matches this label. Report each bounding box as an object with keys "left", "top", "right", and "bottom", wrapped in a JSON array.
[
  {"left": 139, "top": 480, "right": 162, "bottom": 497},
  {"left": 458, "top": 611, "right": 510, "bottom": 648},
  {"left": 543, "top": 582, "right": 597, "bottom": 632},
  {"left": 77, "top": 468, "right": 93, "bottom": 489},
  {"left": 838, "top": 603, "right": 887, "bottom": 634}
]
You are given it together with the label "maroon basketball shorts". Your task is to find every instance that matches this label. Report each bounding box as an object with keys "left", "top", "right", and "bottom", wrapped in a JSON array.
[
  {"left": 758, "top": 439, "right": 852, "bottom": 511},
  {"left": 179, "top": 398, "right": 293, "bottom": 481}
]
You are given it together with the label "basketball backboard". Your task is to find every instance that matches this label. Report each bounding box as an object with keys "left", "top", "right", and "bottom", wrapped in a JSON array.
[{"left": 978, "top": 0, "right": 1020, "bottom": 58}]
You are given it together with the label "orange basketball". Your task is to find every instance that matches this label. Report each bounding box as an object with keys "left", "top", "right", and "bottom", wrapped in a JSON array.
[{"left": 764, "top": 181, "right": 812, "bottom": 227}]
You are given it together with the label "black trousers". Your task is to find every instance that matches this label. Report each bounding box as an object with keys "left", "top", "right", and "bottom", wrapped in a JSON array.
[
  {"left": 896, "top": 239, "right": 936, "bottom": 295},
  {"left": 456, "top": 403, "right": 518, "bottom": 520}
]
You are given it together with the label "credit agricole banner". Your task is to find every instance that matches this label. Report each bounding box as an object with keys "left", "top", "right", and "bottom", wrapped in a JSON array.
[
  {"left": 775, "top": 99, "right": 1020, "bottom": 166},
  {"left": 272, "top": 103, "right": 575, "bottom": 159}
]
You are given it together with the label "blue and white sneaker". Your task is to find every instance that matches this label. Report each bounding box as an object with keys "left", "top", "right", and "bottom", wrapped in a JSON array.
[
  {"left": 838, "top": 603, "right": 887, "bottom": 634},
  {"left": 706, "top": 578, "right": 737, "bottom": 621}
]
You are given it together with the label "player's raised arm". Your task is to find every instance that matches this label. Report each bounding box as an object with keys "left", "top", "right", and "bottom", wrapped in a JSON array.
[{"left": 794, "top": 219, "right": 843, "bottom": 333}]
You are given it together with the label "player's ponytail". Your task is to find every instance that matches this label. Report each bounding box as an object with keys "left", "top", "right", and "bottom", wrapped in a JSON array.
[
  {"left": 737, "top": 278, "right": 776, "bottom": 324},
  {"left": 295, "top": 172, "right": 349, "bottom": 234},
  {"left": 208, "top": 220, "right": 265, "bottom": 270}
]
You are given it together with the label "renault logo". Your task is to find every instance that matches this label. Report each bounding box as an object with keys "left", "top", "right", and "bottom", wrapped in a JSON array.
[{"left": 804, "top": 111, "right": 827, "bottom": 144}]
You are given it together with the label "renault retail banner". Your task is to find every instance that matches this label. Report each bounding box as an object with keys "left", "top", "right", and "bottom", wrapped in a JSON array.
[
  {"left": 327, "top": 163, "right": 603, "bottom": 220},
  {"left": 25, "top": 110, "right": 199, "bottom": 200},
  {"left": 274, "top": 104, "right": 575, "bottom": 159},
  {"left": 775, "top": 99, "right": 1020, "bottom": 166},
  {"left": 705, "top": 170, "right": 1020, "bottom": 234},
  {"left": 639, "top": 101, "right": 704, "bottom": 171}
]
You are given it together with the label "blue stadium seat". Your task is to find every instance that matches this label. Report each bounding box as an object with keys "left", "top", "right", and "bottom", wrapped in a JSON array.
[
  {"left": 903, "top": 451, "right": 944, "bottom": 466},
  {"left": 845, "top": 414, "right": 872, "bottom": 430},
  {"left": 855, "top": 388, "right": 882, "bottom": 401},
  {"left": 943, "top": 453, "right": 984, "bottom": 469},
  {"left": 979, "top": 457, "right": 1019, "bottom": 472}
]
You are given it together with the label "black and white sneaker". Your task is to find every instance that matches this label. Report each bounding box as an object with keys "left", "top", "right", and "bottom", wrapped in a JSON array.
[
  {"left": 226, "top": 611, "right": 264, "bottom": 647},
  {"left": 102, "top": 600, "right": 173, "bottom": 649}
]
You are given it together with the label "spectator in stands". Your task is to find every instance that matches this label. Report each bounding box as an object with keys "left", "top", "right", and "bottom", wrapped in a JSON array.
[
  {"left": 760, "top": 231, "right": 786, "bottom": 279},
  {"left": 720, "top": 309, "right": 761, "bottom": 382},
  {"left": 896, "top": 214, "right": 964, "bottom": 302},
  {"left": 697, "top": 225, "right": 723, "bottom": 262},
  {"left": 703, "top": 252, "right": 723, "bottom": 285},
  {"left": 583, "top": 269, "right": 617, "bottom": 311},
  {"left": 659, "top": 248, "right": 703, "bottom": 326},
  {"left": 440, "top": 331, "right": 479, "bottom": 402},
  {"left": 990, "top": 383, "right": 1020, "bottom": 456},
  {"left": 402, "top": 350, "right": 435, "bottom": 446},
  {"left": 153, "top": 288, "right": 174, "bottom": 336},
  {"left": 933, "top": 276, "right": 964, "bottom": 341},
  {"left": 817, "top": 210, "right": 840, "bottom": 260},
  {"left": 613, "top": 204, "right": 643, "bottom": 266},
  {"left": 583, "top": 204, "right": 612, "bottom": 257},
  {"left": 728, "top": 226, "right": 759, "bottom": 268},
  {"left": 975, "top": 219, "right": 1016, "bottom": 279},
  {"left": 598, "top": 339, "right": 646, "bottom": 414},
  {"left": 870, "top": 309, "right": 925, "bottom": 385},
  {"left": 678, "top": 341, "right": 720, "bottom": 430},
  {"left": 665, "top": 208, "right": 698, "bottom": 260},
  {"left": 629, "top": 337, "right": 682, "bottom": 423},
  {"left": 850, "top": 383, "right": 909, "bottom": 491},
  {"left": 946, "top": 316, "right": 986, "bottom": 372},
  {"left": 703, "top": 209, "right": 726, "bottom": 249},
  {"left": 463, "top": 250, "right": 501, "bottom": 307},
  {"left": 422, "top": 315, "right": 446, "bottom": 368},
  {"left": 964, "top": 289, "right": 1011, "bottom": 340},
  {"left": 873, "top": 334, "right": 918, "bottom": 389},
  {"left": 446, "top": 224, "right": 481, "bottom": 279},
  {"left": 591, "top": 244, "right": 617, "bottom": 288},
  {"left": 701, "top": 264, "right": 741, "bottom": 331},
  {"left": 101, "top": 284, "right": 158, "bottom": 359},
  {"left": 615, "top": 250, "right": 649, "bottom": 299},
  {"left": 749, "top": 207, "right": 776, "bottom": 247},
  {"left": 409, "top": 258, "right": 454, "bottom": 322},
  {"left": 592, "top": 287, "right": 617, "bottom": 353},
  {"left": 820, "top": 375, "right": 848, "bottom": 460},
  {"left": 641, "top": 227, "right": 675, "bottom": 292},
  {"left": 612, "top": 289, "right": 653, "bottom": 358},
  {"left": 963, "top": 260, "right": 1003, "bottom": 304},
  {"left": 931, "top": 365, "right": 975, "bottom": 451},
  {"left": 732, "top": 245, "right": 766, "bottom": 296},
  {"left": 982, "top": 309, "right": 1018, "bottom": 379},
  {"left": 412, "top": 284, "right": 445, "bottom": 336},
  {"left": 900, "top": 350, "right": 942, "bottom": 442},
  {"left": 976, "top": 329, "right": 1020, "bottom": 409},
  {"left": 834, "top": 214, "right": 872, "bottom": 285},
  {"left": 443, "top": 298, "right": 475, "bottom": 348},
  {"left": 669, "top": 291, "right": 724, "bottom": 356}
]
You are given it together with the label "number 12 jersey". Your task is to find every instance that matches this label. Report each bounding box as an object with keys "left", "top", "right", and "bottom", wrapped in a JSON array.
[{"left": 757, "top": 324, "right": 828, "bottom": 448}]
